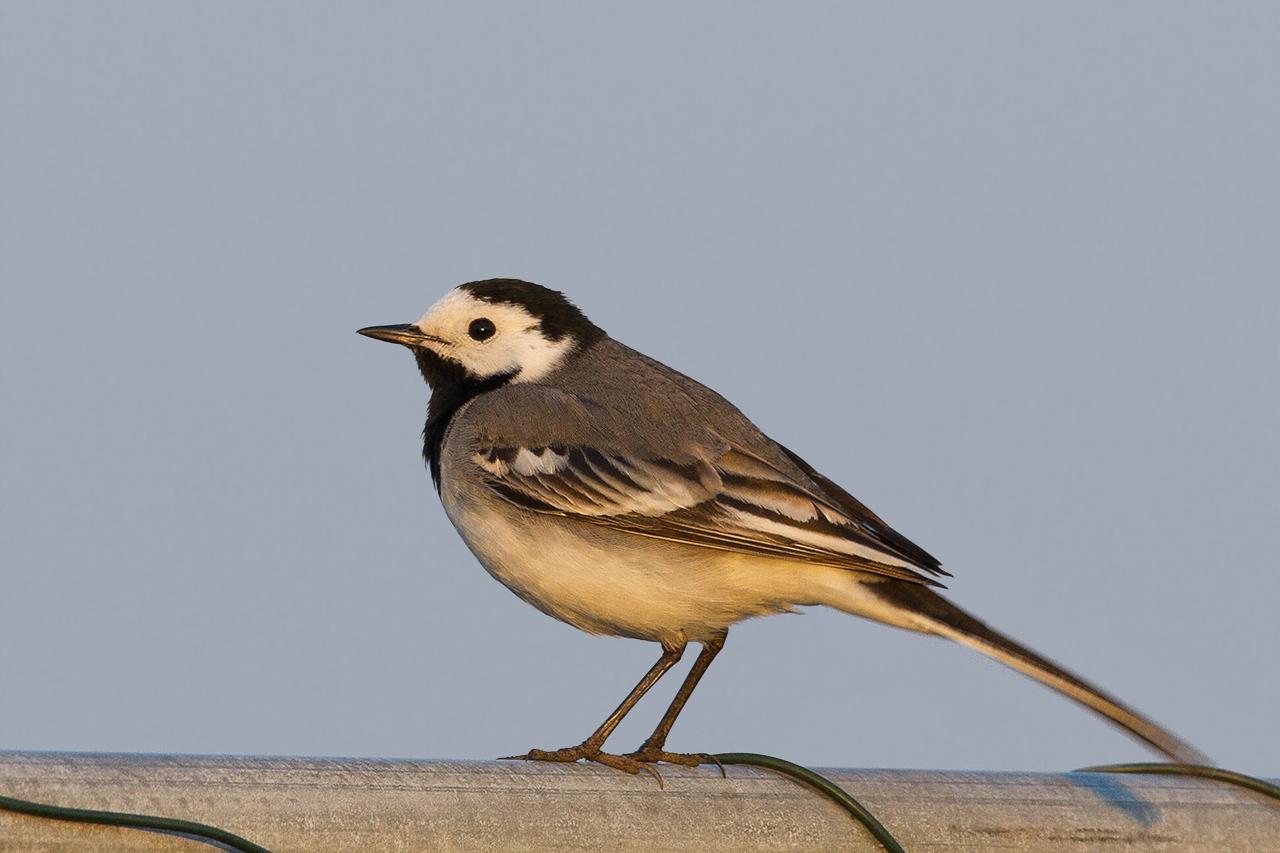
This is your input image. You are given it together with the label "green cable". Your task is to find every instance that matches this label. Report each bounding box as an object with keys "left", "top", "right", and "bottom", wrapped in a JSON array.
[
  {"left": 1075, "top": 762, "right": 1280, "bottom": 804},
  {"left": 714, "top": 752, "right": 905, "bottom": 853},
  {"left": 0, "top": 792, "right": 271, "bottom": 853}
]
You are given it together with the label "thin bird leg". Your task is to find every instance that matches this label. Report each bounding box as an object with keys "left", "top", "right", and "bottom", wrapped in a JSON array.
[
  {"left": 626, "top": 631, "right": 727, "bottom": 768},
  {"left": 503, "top": 641, "right": 686, "bottom": 777}
]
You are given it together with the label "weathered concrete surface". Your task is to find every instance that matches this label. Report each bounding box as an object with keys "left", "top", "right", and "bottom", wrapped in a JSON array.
[{"left": 1, "top": 752, "right": 1276, "bottom": 851}]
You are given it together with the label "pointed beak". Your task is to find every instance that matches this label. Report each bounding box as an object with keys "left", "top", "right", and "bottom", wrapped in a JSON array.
[{"left": 356, "top": 324, "right": 447, "bottom": 348}]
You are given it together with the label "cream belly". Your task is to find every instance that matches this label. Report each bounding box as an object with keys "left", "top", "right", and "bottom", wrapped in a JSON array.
[
  {"left": 439, "top": 480, "right": 922, "bottom": 644},
  {"left": 441, "top": 483, "right": 812, "bottom": 643}
]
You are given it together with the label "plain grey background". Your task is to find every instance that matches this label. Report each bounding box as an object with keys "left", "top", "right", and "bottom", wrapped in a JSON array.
[{"left": 2, "top": 4, "right": 1276, "bottom": 776}]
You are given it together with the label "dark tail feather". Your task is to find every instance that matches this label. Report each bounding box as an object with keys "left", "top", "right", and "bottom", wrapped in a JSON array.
[{"left": 871, "top": 581, "right": 1208, "bottom": 764}]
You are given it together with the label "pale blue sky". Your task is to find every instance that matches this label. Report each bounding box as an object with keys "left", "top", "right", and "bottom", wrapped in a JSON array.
[{"left": 2, "top": 3, "right": 1276, "bottom": 775}]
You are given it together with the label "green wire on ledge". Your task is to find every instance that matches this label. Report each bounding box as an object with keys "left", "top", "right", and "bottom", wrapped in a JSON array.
[
  {"left": 0, "top": 792, "right": 271, "bottom": 853},
  {"left": 713, "top": 753, "right": 905, "bottom": 853},
  {"left": 711, "top": 757, "right": 1280, "bottom": 853},
  {"left": 1075, "top": 762, "right": 1280, "bottom": 803}
]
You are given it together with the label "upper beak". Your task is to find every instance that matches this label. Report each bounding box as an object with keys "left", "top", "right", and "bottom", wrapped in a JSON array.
[{"left": 356, "top": 324, "right": 447, "bottom": 348}]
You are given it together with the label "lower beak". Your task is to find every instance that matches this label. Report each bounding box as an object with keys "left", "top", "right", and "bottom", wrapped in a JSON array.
[{"left": 357, "top": 324, "right": 446, "bottom": 348}]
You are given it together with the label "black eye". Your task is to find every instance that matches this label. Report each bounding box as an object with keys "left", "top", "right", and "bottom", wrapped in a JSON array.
[{"left": 468, "top": 318, "right": 496, "bottom": 341}]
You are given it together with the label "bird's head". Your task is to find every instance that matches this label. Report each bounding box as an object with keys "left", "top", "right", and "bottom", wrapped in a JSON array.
[{"left": 359, "top": 279, "right": 603, "bottom": 388}]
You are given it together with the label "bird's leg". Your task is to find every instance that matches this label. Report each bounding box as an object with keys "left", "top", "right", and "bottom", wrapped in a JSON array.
[
  {"left": 503, "top": 641, "right": 685, "bottom": 776},
  {"left": 625, "top": 631, "right": 726, "bottom": 768}
]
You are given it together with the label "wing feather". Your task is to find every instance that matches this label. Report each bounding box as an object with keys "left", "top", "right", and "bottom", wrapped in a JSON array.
[{"left": 472, "top": 442, "right": 945, "bottom": 586}]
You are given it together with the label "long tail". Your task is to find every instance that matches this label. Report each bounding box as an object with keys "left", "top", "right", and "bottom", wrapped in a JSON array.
[{"left": 862, "top": 580, "right": 1208, "bottom": 764}]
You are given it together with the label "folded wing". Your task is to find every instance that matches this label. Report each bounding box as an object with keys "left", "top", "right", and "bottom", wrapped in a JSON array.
[{"left": 473, "top": 442, "right": 946, "bottom": 586}]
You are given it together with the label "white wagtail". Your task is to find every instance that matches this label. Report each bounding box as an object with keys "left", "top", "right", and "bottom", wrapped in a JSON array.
[{"left": 359, "top": 278, "right": 1205, "bottom": 773}]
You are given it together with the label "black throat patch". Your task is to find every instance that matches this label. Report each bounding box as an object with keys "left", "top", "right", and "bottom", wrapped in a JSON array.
[{"left": 416, "top": 349, "right": 515, "bottom": 490}]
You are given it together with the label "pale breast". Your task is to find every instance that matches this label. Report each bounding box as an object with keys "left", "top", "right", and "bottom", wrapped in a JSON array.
[{"left": 438, "top": 458, "right": 829, "bottom": 644}]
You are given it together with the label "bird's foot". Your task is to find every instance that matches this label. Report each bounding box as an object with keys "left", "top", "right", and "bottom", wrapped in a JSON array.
[
  {"left": 500, "top": 744, "right": 665, "bottom": 784},
  {"left": 624, "top": 746, "right": 727, "bottom": 777}
]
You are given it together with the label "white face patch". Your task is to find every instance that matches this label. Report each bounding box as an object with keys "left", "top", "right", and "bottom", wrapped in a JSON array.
[{"left": 413, "top": 289, "right": 576, "bottom": 382}]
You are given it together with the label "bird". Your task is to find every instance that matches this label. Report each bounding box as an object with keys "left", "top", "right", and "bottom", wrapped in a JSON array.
[{"left": 358, "top": 278, "right": 1206, "bottom": 774}]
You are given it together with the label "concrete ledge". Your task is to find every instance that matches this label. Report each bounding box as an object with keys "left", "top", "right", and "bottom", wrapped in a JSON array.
[{"left": 1, "top": 751, "right": 1276, "bottom": 851}]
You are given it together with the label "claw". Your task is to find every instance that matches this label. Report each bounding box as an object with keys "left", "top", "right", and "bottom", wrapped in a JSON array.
[
  {"left": 643, "top": 763, "right": 665, "bottom": 788},
  {"left": 595, "top": 751, "right": 666, "bottom": 787},
  {"left": 702, "top": 753, "right": 728, "bottom": 778}
]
